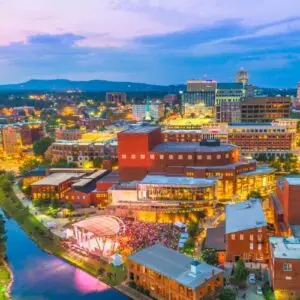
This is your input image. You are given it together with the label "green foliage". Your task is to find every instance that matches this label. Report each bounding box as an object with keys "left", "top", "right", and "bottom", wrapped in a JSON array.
[
  {"left": 33, "top": 137, "right": 55, "bottom": 156},
  {"left": 32, "top": 198, "right": 41, "bottom": 207},
  {"left": 219, "top": 287, "right": 237, "bottom": 300},
  {"left": 233, "top": 260, "right": 248, "bottom": 283},
  {"left": 19, "top": 158, "right": 41, "bottom": 176},
  {"left": 51, "top": 159, "right": 77, "bottom": 168},
  {"left": 187, "top": 221, "right": 200, "bottom": 238},
  {"left": 247, "top": 191, "right": 263, "bottom": 200},
  {"left": 93, "top": 157, "right": 103, "bottom": 168},
  {"left": 201, "top": 248, "right": 218, "bottom": 266},
  {"left": 0, "top": 214, "right": 6, "bottom": 262}
]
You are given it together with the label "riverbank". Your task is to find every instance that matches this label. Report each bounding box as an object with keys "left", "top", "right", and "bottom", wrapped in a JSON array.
[
  {"left": 0, "top": 175, "right": 127, "bottom": 290},
  {"left": 0, "top": 261, "right": 13, "bottom": 300}
]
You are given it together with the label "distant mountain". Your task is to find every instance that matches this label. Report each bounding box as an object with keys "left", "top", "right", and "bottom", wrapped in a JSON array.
[{"left": 0, "top": 79, "right": 186, "bottom": 93}]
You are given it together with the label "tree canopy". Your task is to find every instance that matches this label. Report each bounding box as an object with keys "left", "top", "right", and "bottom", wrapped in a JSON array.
[
  {"left": 33, "top": 137, "right": 55, "bottom": 156},
  {"left": 219, "top": 287, "right": 237, "bottom": 300},
  {"left": 201, "top": 248, "right": 218, "bottom": 266}
]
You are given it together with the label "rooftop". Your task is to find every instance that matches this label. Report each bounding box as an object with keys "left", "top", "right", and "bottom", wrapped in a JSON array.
[
  {"left": 139, "top": 175, "right": 217, "bottom": 187},
  {"left": 129, "top": 244, "right": 223, "bottom": 289},
  {"left": 31, "top": 173, "right": 82, "bottom": 186},
  {"left": 204, "top": 226, "right": 226, "bottom": 251},
  {"left": 152, "top": 142, "right": 236, "bottom": 153},
  {"left": 269, "top": 237, "right": 300, "bottom": 259},
  {"left": 217, "top": 82, "right": 244, "bottom": 89},
  {"left": 236, "top": 167, "right": 274, "bottom": 177},
  {"left": 284, "top": 176, "right": 300, "bottom": 186},
  {"left": 120, "top": 126, "right": 160, "bottom": 134},
  {"left": 225, "top": 198, "right": 267, "bottom": 234}
]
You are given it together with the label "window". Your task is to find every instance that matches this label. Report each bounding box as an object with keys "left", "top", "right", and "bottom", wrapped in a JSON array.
[
  {"left": 178, "top": 155, "right": 183, "bottom": 160},
  {"left": 217, "top": 154, "right": 221, "bottom": 160},
  {"left": 250, "top": 234, "right": 254, "bottom": 241},
  {"left": 231, "top": 234, "right": 235, "bottom": 240},
  {"left": 258, "top": 243, "right": 262, "bottom": 250},
  {"left": 197, "top": 155, "right": 202, "bottom": 160},
  {"left": 283, "top": 263, "right": 292, "bottom": 272},
  {"left": 169, "top": 155, "right": 174, "bottom": 160},
  {"left": 150, "top": 154, "right": 155, "bottom": 160},
  {"left": 140, "top": 154, "right": 145, "bottom": 159},
  {"left": 240, "top": 234, "right": 244, "bottom": 240},
  {"left": 188, "top": 155, "right": 193, "bottom": 160},
  {"left": 207, "top": 155, "right": 212, "bottom": 160},
  {"left": 250, "top": 243, "right": 254, "bottom": 250},
  {"left": 131, "top": 154, "right": 136, "bottom": 159},
  {"left": 160, "top": 155, "right": 164, "bottom": 160},
  {"left": 225, "top": 154, "right": 229, "bottom": 158}
]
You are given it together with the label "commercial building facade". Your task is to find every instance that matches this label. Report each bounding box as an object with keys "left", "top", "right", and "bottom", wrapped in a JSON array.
[
  {"left": 241, "top": 97, "right": 291, "bottom": 123},
  {"left": 106, "top": 92, "right": 127, "bottom": 104},
  {"left": 225, "top": 199, "right": 269, "bottom": 263},
  {"left": 128, "top": 244, "right": 224, "bottom": 300},
  {"left": 132, "top": 103, "right": 164, "bottom": 121}
]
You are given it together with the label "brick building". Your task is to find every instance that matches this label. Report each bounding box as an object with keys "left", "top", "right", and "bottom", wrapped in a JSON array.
[
  {"left": 118, "top": 126, "right": 275, "bottom": 201},
  {"left": 269, "top": 237, "right": 300, "bottom": 300},
  {"left": 225, "top": 198, "right": 269, "bottom": 263},
  {"left": 241, "top": 97, "right": 291, "bottom": 123},
  {"left": 106, "top": 92, "right": 127, "bottom": 104},
  {"left": 128, "top": 244, "right": 224, "bottom": 300}
]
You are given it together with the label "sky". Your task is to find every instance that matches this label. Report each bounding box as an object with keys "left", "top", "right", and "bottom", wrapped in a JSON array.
[{"left": 0, "top": 0, "right": 300, "bottom": 87}]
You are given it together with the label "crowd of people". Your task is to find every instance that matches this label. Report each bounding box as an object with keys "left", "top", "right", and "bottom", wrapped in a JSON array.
[{"left": 118, "top": 218, "right": 182, "bottom": 257}]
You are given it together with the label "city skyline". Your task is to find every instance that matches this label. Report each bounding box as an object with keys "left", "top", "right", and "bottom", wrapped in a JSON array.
[{"left": 1, "top": 1, "right": 300, "bottom": 87}]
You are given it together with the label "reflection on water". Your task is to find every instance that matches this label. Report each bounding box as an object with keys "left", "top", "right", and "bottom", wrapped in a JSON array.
[{"left": 1, "top": 210, "right": 127, "bottom": 299}]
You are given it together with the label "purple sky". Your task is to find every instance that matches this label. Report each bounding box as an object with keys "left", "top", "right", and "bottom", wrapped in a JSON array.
[{"left": 1, "top": 0, "right": 300, "bottom": 87}]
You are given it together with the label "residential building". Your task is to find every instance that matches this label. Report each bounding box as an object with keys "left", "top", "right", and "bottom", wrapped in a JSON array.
[
  {"left": 128, "top": 244, "right": 224, "bottom": 300},
  {"left": 55, "top": 128, "right": 83, "bottom": 140},
  {"left": 106, "top": 92, "right": 127, "bottom": 104},
  {"left": 269, "top": 237, "right": 300, "bottom": 299},
  {"left": 241, "top": 97, "right": 291, "bottom": 123},
  {"left": 225, "top": 198, "right": 269, "bottom": 262}
]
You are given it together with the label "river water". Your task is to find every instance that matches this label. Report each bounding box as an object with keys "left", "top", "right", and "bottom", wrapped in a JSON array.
[{"left": 1, "top": 210, "right": 128, "bottom": 299}]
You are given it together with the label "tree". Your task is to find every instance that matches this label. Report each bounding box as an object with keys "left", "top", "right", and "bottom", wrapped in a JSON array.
[
  {"left": 93, "top": 157, "right": 103, "bottom": 168},
  {"left": 187, "top": 222, "right": 200, "bottom": 238},
  {"left": 0, "top": 215, "right": 6, "bottom": 262},
  {"left": 219, "top": 287, "right": 237, "bottom": 300},
  {"left": 33, "top": 137, "right": 55, "bottom": 156},
  {"left": 201, "top": 248, "right": 218, "bottom": 266},
  {"left": 247, "top": 191, "right": 263, "bottom": 201},
  {"left": 233, "top": 260, "right": 248, "bottom": 283}
]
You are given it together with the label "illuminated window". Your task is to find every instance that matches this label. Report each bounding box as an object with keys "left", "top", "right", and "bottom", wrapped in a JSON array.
[
  {"left": 240, "top": 234, "right": 244, "bottom": 240},
  {"left": 178, "top": 155, "right": 183, "bottom": 160},
  {"left": 131, "top": 154, "right": 136, "bottom": 159},
  {"left": 250, "top": 234, "right": 254, "bottom": 241},
  {"left": 121, "top": 154, "right": 126, "bottom": 159},
  {"left": 140, "top": 154, "right": 145, "bottom": 159},
  {"left": 250, "top": 243, "right": 254, "bottom": 250},
  {"left": 188, "top": 155, "right": 193, "bottom": 160},
  {"left": 169, "top": 155, "right": 174, "bottom": 160},
  {"left": 150, "top": 154, "right": 155, "bottom": 160},
  {"left": 207, "top": 155, "right": 211, "bottom": 160},
  {"left": 197, "top": 155, "right": 202, "bottom": 160},
  {"left": 283, "top": 263, "right": 292, "bottom": 271},
  {"left": 231, "top": 234, "right": 235, "bottom": 240},
  {"left": 225, "top": 154, "right": 229, "bottom": 158},
  {"left": 258, "top": 243, "right": 262, "bottom": 250},
  {"left": 217, "top": 154, "right": 221, "bottom": 159},
  {"left": 160, "top": 155, "right": 164, "bottom": 160}
]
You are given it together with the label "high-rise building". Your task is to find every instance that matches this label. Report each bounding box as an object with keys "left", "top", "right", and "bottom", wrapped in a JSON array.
[
  {"left": 297, "top": 82, "right": 300, "bottom": 100},
  {"left": 215, "top": 82, "right": 244, "bottom": 123},
  {"left": 241, "top": 97, "right": 291, "bottom": 123},
  {"left": 132, "top": 102, "right": 164, "bottom": 121},
  {"left": 236, "top": 67, "right": 249, "bottom": 85},
  {"left": 184, "top": 80, "right": 217, "bottom": 107}
]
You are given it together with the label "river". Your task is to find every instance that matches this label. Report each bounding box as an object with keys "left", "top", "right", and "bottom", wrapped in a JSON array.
[{"left": 1, "top": 210, "right": 128, "bottom": 300}]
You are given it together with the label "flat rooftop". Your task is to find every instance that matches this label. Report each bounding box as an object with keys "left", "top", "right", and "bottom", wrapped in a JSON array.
[
  {"left": 225, "top": 198, "right": 267, "bottom": 234},
  {"left": 204, "top": 226, "right": 226, "bottom": 251},
  {"left": 236, "top": 167, "right": 274, "bottom": 177},
  {"left": 284, "top": 176, "right": 300, "bottom": 186},
  {"left": 269, "top": 237, "right": 300, "bottom": 259},
  {"left": 129, "top": 244, "right": 223, "bottom": 290},
  {"left": 120, "top": 126, "right": 160, "bottom": 134},
  {"left": 152, "top": 142, "right": 236, "bottom": 153},
  {"left": 31, "top": 173, "right": 82, "bottom": 186},
  {"left": 139, "top": 175, "right": 217, "bottom": 187}
]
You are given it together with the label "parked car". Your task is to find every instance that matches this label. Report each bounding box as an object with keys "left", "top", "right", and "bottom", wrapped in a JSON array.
[
  {"left": 257, "top": 285, "right": 263, "bottom": 295},
  {"left": 248, "top": 273, "right": 256, "bottom": 284}
]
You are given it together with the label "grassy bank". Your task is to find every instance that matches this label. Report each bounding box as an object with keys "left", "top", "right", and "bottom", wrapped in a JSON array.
[
  {"left": 0, "top": 175, "right": 126, "bottom": 286},
  {"left": 0, "top": 263, "right": 11, "bottom": 300}
]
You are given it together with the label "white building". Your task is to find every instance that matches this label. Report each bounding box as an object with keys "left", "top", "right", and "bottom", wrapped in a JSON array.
[{"left": 132, "top": 103, "right": 164, "bottom": 121}]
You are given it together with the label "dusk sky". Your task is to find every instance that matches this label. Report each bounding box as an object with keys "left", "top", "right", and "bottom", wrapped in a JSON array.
[{"left": 1, "top": 0, "right": 300, "bottom": 87}]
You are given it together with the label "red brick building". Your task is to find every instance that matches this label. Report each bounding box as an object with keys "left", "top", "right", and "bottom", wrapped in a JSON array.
[
  {"left": 270, "top": 177, "right": 300, "bottom": 236},
  {"left": 269, "top": 237, "right": 300, "bottom": 300},
  {"left": 225, "top": 199, "right": 269, "bottom": 263}
]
